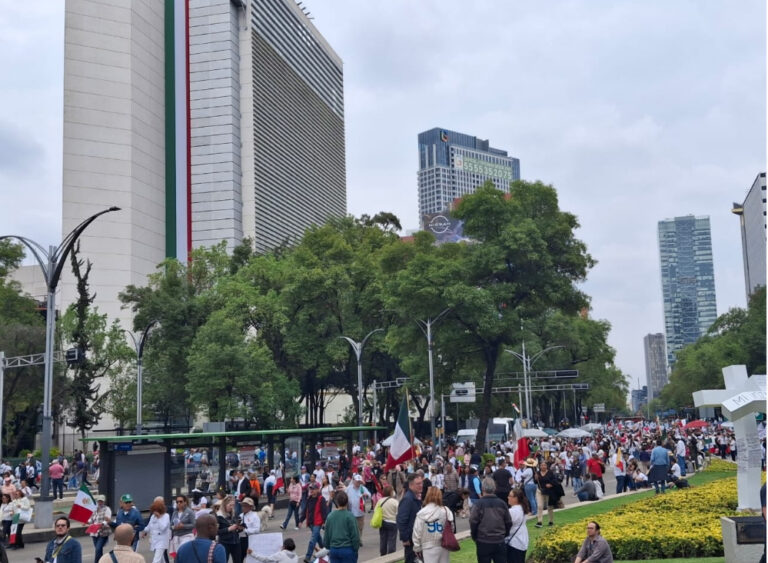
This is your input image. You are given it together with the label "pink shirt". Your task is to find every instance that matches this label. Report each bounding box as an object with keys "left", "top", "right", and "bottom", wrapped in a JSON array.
[
  {"left": 49, "top": 463, "right": 65, "bottom": 479},
  {"left": 288, "top": 483, "right": 301, "bottom": 503}
]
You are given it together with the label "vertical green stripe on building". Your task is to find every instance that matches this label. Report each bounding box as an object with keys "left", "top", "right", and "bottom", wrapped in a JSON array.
[{"left": 164, "top": 0, "right": 177, "bottom": 259}]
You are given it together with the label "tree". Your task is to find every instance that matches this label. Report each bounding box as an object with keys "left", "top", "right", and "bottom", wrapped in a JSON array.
[{"left": 385, "top": 181, "right": 595, "bottom": 451}]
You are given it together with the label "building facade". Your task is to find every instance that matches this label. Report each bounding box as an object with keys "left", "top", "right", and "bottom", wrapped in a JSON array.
[
  {"left": 60, "top": 0, "right": 346, "bottom": 328},
  {"left": 631, "top": 385, "right": 648, "bottom": 414},
  {"left": 657, "top": 215, "right": 718, "bottom": 369},
  {"left": 417, "top": 128, "right": 520, "bottom": 220},
  {"left": 643, "top": 333, "right": 667, "bottom": 401},
  {"left": 731, "top": 172, "right": 766, "bottom": 298}
]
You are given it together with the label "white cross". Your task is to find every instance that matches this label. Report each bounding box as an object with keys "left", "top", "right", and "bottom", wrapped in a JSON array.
[{"left": 693, "top": 365, "right": 766, "bottom": 510}]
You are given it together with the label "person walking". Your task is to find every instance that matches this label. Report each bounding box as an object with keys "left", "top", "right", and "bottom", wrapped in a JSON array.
[
  {"left": 49, "top": 459, "right": 65, "bottom": 500},
  {"left": 98, "top": 524, "right": 144, "bottom": 563},
  {"left": 534, "top": 462, "right": 561, "bottom": 528},
  {"left": 238, "top": 497, "right": 261, "bottom": 562},
  {"left": 412, "top": 487, "right": 454, "bottom": 563},
  {"left": 574, "top": 521, "right": 614, "bottom": 563},
  {"left": 649, "top": 440, "right": 670, "bottom": 494},
  {"left": 143, "top": 498, "right": 171, "bottom": 563},
  {"left": 110, "top": 494, "right": 144, "bottom": 551},
  {"left": 169, "top": 495, "right": 196, "bottom": 557},
  {"left": 0, "top": 494, "right": 12, "bottom": 547},
  {"left": 505, "top": 489, "right": 531, "bottom": 563},
  {"left": 344, "top": 475, "right": 370, "bottom": 545},
  {"left": 44, "top": 517, "right": 81, "bottom": 563},
  {"left": 176, "top": 515, "right": 226, "bottom": 563},
  {"left": 521, "top": 459, "right": 538, "bottom": 517},
  {"left": 374, "top": 485, "right": 399, "bottom": 556},
  {"left": 9, "top": 489, "right": 31, "bottom": 550},
  {"left": 469, "top": 480, "right": 511, "bottom": 563},
  {"left": 303, "top": 483, "right": 327, "bottom": 563},
  {"left": 397, "top": 473, "right": 424, "bottom": 563},
  {"left": 216, "top": 495, "right": 242, "bottom": 563},
  {"left": 323, "top": 491, "right": 360, "bottom": 563},
  {"left": 87, "top": 495, "right": 112, "bottom": 563},
  {"left": 492, "top": 459, "right": 513, "bottom": 504},
  {"left": 281, "top": 476, "right": 302, "bottom": 530}
]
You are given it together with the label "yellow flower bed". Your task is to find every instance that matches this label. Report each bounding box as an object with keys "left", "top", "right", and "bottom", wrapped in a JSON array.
[
  {"left": 704, "top": 457, "right": 737, "bottom": 472},
  {"left": 531, "top": 477, "right": 739, "bottom": 562}
]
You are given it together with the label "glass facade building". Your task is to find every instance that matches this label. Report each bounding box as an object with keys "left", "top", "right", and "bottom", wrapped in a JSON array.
[
  {"left": 643, "top": 333, "right": 667, "bottom": 401},
  {"left": 731, "top": 172, "right": 766, "bottom": 299},
  {"left": 657, "top": 215, "right": 718, "bottom": 369},
  {"left": 417, "top": 128, "right": 520, "bottom": 219}
]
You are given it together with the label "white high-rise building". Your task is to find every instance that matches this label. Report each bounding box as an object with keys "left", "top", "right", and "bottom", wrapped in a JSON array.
[{"left": 732, "top": 172, "right": 767, "bottom": 298}]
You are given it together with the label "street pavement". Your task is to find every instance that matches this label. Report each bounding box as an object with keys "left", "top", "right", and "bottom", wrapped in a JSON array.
[{"left": 6, "top": 471, "right": 622, "bottom": 562}]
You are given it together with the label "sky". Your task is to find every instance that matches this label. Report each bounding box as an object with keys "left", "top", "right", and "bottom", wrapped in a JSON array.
[{"left": 0, "top": 1, "right": 765, "bottom": 391}]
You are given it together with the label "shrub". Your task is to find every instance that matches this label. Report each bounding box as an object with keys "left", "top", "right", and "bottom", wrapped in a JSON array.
[{"left": 704, "top": 458, "right": 737, "bottom": 472}]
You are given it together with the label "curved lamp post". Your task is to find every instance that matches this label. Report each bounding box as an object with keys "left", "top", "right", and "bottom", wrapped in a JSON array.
[
  {"left": 340, "top": 328, "right": 383, "bottom": 449},
  {"left": 1, "top": 206, "right": 120, "bottom": 524},
  {"left": 126, "top": 320, "right": 159, "bottom": 435}
]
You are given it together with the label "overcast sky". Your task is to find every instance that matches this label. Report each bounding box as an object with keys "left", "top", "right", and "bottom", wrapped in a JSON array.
[{"left": 0, "top": 1, "right": 764, "bottom": 390}]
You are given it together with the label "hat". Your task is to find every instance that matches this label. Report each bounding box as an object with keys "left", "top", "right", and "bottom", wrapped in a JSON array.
[
  {"left": 352, "top": 474, "right": 363, "bottom": 482},
  {"left": 241, "top": 497, "right": 255, "bottom": 507},
  {"left": 121, "top": 494, "right": 133, "bottom": 503},
  {"left": 524, "top": 458, "right": 537, "bottom": 468},
  {"left": 309, "top": 483, "right": 320, "bottom": 490},
  {"left": 95, "top": 494, "right": 106, "bottom": 502}
]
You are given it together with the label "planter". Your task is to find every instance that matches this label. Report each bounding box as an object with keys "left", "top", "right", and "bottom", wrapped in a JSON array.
[{"left": 720, "top": 515, "right": 765, "bottom": 562}]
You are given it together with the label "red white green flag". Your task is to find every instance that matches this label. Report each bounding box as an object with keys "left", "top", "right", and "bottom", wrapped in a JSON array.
[
  {"left": 69, "top": 483, "right": 97, "bottom": 523},
  {"left": 384, "top": 391, "right": 415, "bottom": 471},
  {"left": 8, "top": 513, "right": 19, "bottom": 545}
]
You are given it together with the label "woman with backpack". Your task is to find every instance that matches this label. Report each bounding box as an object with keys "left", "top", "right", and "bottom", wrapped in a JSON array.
[{"left": 371, "top": 485, "right": 398, "bottom": 556}]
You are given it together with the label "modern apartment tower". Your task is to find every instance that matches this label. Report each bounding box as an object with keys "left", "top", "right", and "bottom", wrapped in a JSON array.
[
  {"left": 61, "top": 0, "right": 346, "bottom": 327},
  {"left": 417, "top": 128, "right": 520, "bottom": 219},
  {"left": 643, "top": 333, "right": 667, "bottom": 401},
  {"left": 731, "top": 172, "right": 767, "bottom": 298},
  {"left": 657, "top": 215, "right": 718, "bottom": 369}
]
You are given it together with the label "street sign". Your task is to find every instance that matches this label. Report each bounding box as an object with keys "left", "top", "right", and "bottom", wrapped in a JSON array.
[
  {"left": 450, "top": 382, "right": 476, "bottom": 403},
  {"left": 593, "top": 403, "right": 606, "bottom": 413},
  {"left": 114, "top": 443, "right": 132, "bottom": 452}
]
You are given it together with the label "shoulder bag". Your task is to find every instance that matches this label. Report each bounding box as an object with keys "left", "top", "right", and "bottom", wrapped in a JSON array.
[{"left": 440, "top": 508, "right": 460, "bottom": 552}]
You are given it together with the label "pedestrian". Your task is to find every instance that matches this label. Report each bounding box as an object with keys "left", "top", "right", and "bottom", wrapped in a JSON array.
[
  {"left": 534, "top": 461, "right": 563, "bottom": 528},
  {"left": 87, "top": 495, "right": 112, "bottom": 563},
  {"left": 238, "top": 497, "right": 261, "bottom": 562},
  {"left": 373, "top": 485, "right": 398, "bottom": 556},
  {"left": 281, "top": 476, "right": 301, "bottom": 530},
  {"left": 586, "top": 453, "right": 606, "bottom": 493},
  {"left": 49, "top": 459, "right": 65, "bottom": 500},
  {"left": 469, "top": 480, "right": 511, "bottom": 563},
  {"left": 505, "top": 489, "right": 531, "bottom": 563},
  {"left": 344, "top": 474, "right": 370, "bottom": 545},
  {"left": 648, "top": 440, "right": 670, "bottom": 494},
  {"left": 110, "top": 494, "right": 143, "bottom": 551},
  {"left": 611, "top": 449, "right": 626, "bottom": 494},
  {"left": 97, "top": 524, "right": 144, "bottom": 563},
  {"left": 303, "top": 482, "right": 327, "bottom": 563},
  {"left": 492, "top": 459, "right": 512, "bottom": 504},
  {"left": 215, "top": 495, "right": 241, "bottom": 563},
  {"left": 0, "top": 494, "right": 11, "bottom": 547},
  {"left": 413, "top": 486, "right": 454, "bottom": 563},
  {"left": 574, "top": 521, "right": 614, "bottom": 563},
  {"left": 176, "top": 514, "right": 226, "bottom": 563},
  {"left": 44, "top": 517, "right": 81, "bottom": 563},
  {"left": 10, "top": 489, "right": 31, "bottom": 550},
  {"left": 143, "top": 497, "right": 171, "bottom": 563},
  {"left": 323, "top": 491, "right": 360, "bottom": 563},
  {"left": 169, "top": 495, "right": 196, "bottom": 557},
  {"left": 396, "top": 473, "right": 424, "bottom": 563},
  {"left": 521, "top": 458, "right": 537, "bottom": 517}
]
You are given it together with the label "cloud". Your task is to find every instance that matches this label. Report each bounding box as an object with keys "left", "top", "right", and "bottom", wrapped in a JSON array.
[{"left": 0, "top": 122, "right": 44, "bottom": 176}]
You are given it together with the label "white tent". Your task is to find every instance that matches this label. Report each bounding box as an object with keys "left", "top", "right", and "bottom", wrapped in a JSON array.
[
  {"left": 522, "top": 428, "right": 548, "bottom": 438},
  {"left": 557, "top": 428, "right": 591, "bottom": 438},
  {"left": 581, "top": 423, "right": 604, "bottom": 432}
]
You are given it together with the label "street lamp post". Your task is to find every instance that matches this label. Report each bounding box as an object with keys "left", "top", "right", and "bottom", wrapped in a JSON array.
[
  {"left": 416, "top": 308, "right": 450, "bottom": 456},
  {"left": 505, "top": 344, "right": 565, "bottom": 425},
  {"left": 1, "top": 206, "right": 120, "bottom": 527},
  {"left": 340, "top": 329, "right": 383, "bottom": 450},
  {"left": 127, "top": 320, "right": 159, "bottom": 435}
]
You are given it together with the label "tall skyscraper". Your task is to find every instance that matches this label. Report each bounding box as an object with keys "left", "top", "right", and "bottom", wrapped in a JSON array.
[
  {"left": 657, "top": 215, "right": 718, "bottom": 368},
  {"left": 731, "top": 172, "right": 766, "bottom": 298},
  {"left": 417, "top": 128, "right": 520, "bottom": 219},
  {"left": 643, "top": 333, "right": 667, "bottom": 401},
  {"left": 60, "top": 0, "right": 346, "bottom": 328}
]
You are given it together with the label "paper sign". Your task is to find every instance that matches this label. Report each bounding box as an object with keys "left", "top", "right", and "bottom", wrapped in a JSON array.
[{"left": 247, "top": 533, "right": 283, "bottom": 557}]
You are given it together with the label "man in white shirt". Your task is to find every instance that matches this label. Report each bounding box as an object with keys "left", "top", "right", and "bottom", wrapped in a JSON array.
[
  {"left": 238, "top": 497, "right": 261, "bottom": 558},
  {"left": 675, "top": 438, "right": 687, "bottom": 476}
]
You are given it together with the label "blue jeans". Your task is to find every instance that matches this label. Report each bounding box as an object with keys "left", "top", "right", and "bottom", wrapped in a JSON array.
[
  {"left": 653, "top": 480, "right": 666, "bottom": 494},
  {"left": 328, "top": 546, "right": 357, "bottom": 563},
  {"left": 93, "top": 535, "right": 109, "bottom": 562},
  {"left": 615, "top": 475, "right": 626, "bottom": 494},
  {"left": 52, "top": 478, "right": 64, "bottom": 499},
  {"left": 678, "top": 455, "right": 686, "bottom": 476},
  {"left": 282, "top": 501, "right": 299, "bottom": 528},
  {"left": 571, "top": 476, "right": 583, "bottom": 493},
  {"left": 577, "top": 491, "right": 592, "bottom": 502},
  {"left": 524, "top": 482, "right": 538, "bottom": 516},
  {"left": 306, "top": 524, "right": 324, "bottom": 559}
]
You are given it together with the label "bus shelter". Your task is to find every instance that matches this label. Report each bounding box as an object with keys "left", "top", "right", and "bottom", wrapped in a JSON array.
[{"left": 84, "top": 425, "right": 385, "bottom": 510}]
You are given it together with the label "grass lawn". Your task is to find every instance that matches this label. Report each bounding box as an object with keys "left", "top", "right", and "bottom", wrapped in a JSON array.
[{"left": 447, "top": 470, "right": 735, "bottom": 563}]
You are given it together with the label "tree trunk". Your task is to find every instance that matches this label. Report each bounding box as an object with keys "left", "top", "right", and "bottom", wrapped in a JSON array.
[{"left": 475, "top": 343, "right": 500, "bottom": 453}]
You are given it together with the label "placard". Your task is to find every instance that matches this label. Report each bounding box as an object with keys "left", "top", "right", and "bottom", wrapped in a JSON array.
[{"left": 247, "top": 532, "right": 283, "bottom": 557}]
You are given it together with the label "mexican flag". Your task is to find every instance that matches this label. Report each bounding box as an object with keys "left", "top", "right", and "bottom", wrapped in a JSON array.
[
  {"left": 8, "top": 513, "right": 19, "bottom": 545},
  {"left": 512, "top": 418, "right": 530, "bottom": 467},
  {"left": 384, "top": 392, "right": 415, "bottom": 471},
  {"left": 69, "top": 483, "right": 97, "bottom": 523}
]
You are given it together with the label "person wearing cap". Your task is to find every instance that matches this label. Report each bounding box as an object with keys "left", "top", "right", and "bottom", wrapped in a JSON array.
[
  {"left": 521, "top": 458, "right": 538, "bottom": 517},
  {"left": 302, "top": 483, "right": 327, "bottom": 563},
  {"left": 238, "top": 497, "right": 261, "bottom": 561},
  {"left": 170, "top": 495, "right": 196, "bottom": 556},
  {"left": 345, "top": 474, "right": 370, "bottom": 545},
  {"left": 110, "top": 494, "right": 144, "bottom": 551},
  {"left": 87, "top": 495, "right": 112, "bottom": 563}
]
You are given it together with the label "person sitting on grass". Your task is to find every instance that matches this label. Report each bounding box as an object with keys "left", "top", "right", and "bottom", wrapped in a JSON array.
[{"left": 575, "top": 474, "right": 599, "bottom": 502}]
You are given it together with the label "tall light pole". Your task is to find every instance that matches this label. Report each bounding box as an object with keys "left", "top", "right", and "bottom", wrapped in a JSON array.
[
  {"left": 127, "top": 320, "right": 159, "bottom": 435},
  {"left": 1, "top": 206, "right": 120, "bottom": 527},
  {"left": 340, "top": 328, "right": 383, "bottom": 449},
  {"left": 416, "top": 308, "right": 450, "bottom": 456},
  {"left": 505, "top": 344, "right": 565, "bottom": 425}
]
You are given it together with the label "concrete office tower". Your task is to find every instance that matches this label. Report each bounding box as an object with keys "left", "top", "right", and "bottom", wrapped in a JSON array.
[
  {"left": 417, "top": 128, "right": 520, "bottom": 219},
  {"left": 61, "top": 0, "right": 346, "bottom": 327},
  {"left": 643, "top": 333, "right": 667, "bottom": 401},
  {"left": 657, "top": 215, "right": 718, "bottom": 369},
  {"left": 731, "top": 172, "right": 767, "bottom": 298}
]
